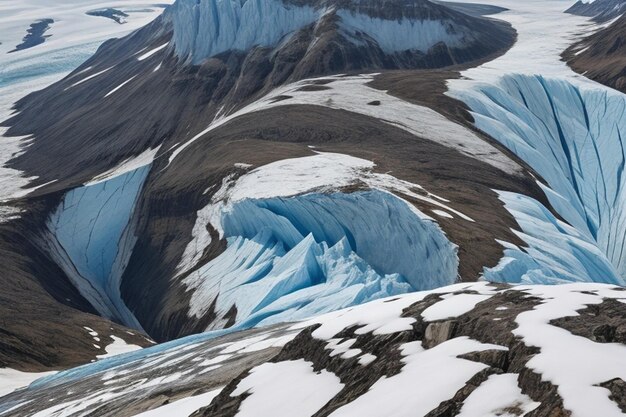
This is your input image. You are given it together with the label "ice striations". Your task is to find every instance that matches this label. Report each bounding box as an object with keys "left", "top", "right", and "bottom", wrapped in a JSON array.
[
  {"left": 167, "top": 0, "right": 317, "bottom": 63},
  {"left": 455, "top": 75, "right": 626, "bottom": 284},
  {"left": 179, "top": 153, "right": 460, "bottom": 331},
  {"left": 44, "top": 166, "right": 150, "bottom": 328},
  {"left": 337, "top": 10, "right": 465, "bottom": 53},
  {"left": 167, "top": 0, "right": 472, "bottom": 64}
]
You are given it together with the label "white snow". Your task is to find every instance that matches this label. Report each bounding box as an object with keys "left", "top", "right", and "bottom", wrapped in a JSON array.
[
  {"left": 85, "top": 146, "right": 161, "bottom": 185},
  {"left": 96, "top": 336, "right": 142, "bottom": 359},
  {"left": 292, "top": 282, "right": 497, "bottom": 340},
  {"left": 104, "top": 74, "right": 138, "bottom": 97},
  {"left": 421, "top": 293, "right": 492, "bottom": 321},
  {"left": 358, "top": 353, "right": 377, "bottom": 366},
  {"left": 0, "top": 369, "right": 56, "bottom": 398},
  {"left": 67, "top": 66, "right": 113, "bottom": 89},
  {"left": 231, "top": 359, "right": 343, "bottom": 417},
  {"left": 9, "top": 282, "right": 626, "bottom": 417},
  {"left": 328, "top": 337, "right": 507, "bottom": 417},
  {"left": 132, "top": 388, "right": 223, "bottom": 417},
  {"left": 444, "top": 0, "right": 594, "bottom": 87},
  {"left": 456, "top": 373, "right": 539, "bottom": 417},
  {"left": 432, "top": 209, "right": 454, "bottom": 219},
  {"left": 513, "top": 284, "right": 626, "bottom": 417},
  {"left": 0, "top": 74, "right": 65, "bottom": 207},
  {"left": 169, "top": 74, "right": 521, "bottom": 176},
  {"left": 137, "top": 42, "right": 169, "bottom": 61}
]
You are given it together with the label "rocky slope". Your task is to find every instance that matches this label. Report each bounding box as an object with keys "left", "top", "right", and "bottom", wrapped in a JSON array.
[
  {"left": 1, "top": 0, "right": 626, "bottom": 414},
  {"left": 566, "top": 13, "right": 626, "bottom": 92},
  {"left": 1, "top": 282, "right": 625, "bottom": 417},
  {"left": 566, "top": 0, "right": 626, "bottom": 22}
]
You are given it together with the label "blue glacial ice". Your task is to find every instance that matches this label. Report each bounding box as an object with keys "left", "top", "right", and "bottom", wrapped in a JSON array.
[
  {"left": 454, "top": 74, "right": 626, "bottom": 284},
  {"left": 45, "top": 166, "right": 149, "bottom": 327},
  {"left": 184, "top": 190, "right": 459, "bottom": 330},
  {"left": 167, "top": 0, "right": 318, "bottom": 64},
  {"left": 483, "top": 191, "right": 622, "bottom": 285},
  {"left": 337, "top": 10, "right": 464, "bottom": 53},
  {"left": 168, "top": 0, "right": 469, "bottom": 64}
]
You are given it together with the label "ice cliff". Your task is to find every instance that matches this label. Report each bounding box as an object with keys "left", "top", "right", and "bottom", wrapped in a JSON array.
[
  {"left": 454, "top": 74, "right": 626, "bottom": 285},
  {"left": 167, "top": 0, "right": 469, "bottom": 64},
  {"left": 183, "top": 190, "right": 458, "bottom": 330},
  {"left": 45, "top": 166, "right": 149, "bottom": 328}
]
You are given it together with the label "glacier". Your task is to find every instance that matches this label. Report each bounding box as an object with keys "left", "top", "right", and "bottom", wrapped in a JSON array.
[
  {"left": 45, "top": 166, "right": 150, "bottom": 328},
  {"left": 483, "top": 191, "right": 622, "bottom": 285},
  {"left": 167, "top": 0, "right": 319, "bottom": 64},
  {"left": 184, "top": 190, "right": 459, "bottom": 330},
  {"left": 453, "top": 74, "right": 626, "bottom": 284},
  {"left": 337, "top": 10, "right": 465, "bottom": 53},
  {"left": 168, "top": 0, "right": 470, "bottom": 64}
]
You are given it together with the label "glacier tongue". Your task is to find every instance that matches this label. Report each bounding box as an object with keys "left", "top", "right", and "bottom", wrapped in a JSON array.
[
  {"left": 483, "top": 191, "right": 622, "bottom": 285},
  {"left": 453, "top": 74, "right": 626, "bottom": 284},
  {"left": 183, "top": 190, "right": 458, "bottom": 330},
  {"left": 45, "top": 166, "right": 150, "bottom": 328}
]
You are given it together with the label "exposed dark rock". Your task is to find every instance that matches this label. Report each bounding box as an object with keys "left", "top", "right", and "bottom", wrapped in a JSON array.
[
  {"left": 3, "top": 285, "right": 626, "bottom": 417},
  {"left": 551, "top": 299, "right": 626, "bottom": 344},
  {"left": 565, "top": 14, "right": 626, "bottom": 93},
  {"left": 86, "top": 8, "right": 129, "bottom": 24},
  {"left": 423, "top": 321, "right": 458, "bottom": 348},
  {"left": 566, "top": 0, "right": 626, "bottom": 22},
  {"left": 0, "top": 0, "right": 522, "bottom": 363},
  {"left": 600, "top": 378, "right": 626, "bottom": 413},
  {"left": 9, "top": 19, "right": 54, "bottom": 53}
]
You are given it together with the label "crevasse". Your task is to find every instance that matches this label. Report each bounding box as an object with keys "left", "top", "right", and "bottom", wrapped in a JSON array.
[
  {"left": 183, "top": 190, "right": 459, "bottom": 330},
  {"left": 45, "top": 166, "right": 149, "bottom": 328},
  {"left": 453, "top": 74, "right": 626, "bottom": 284}
]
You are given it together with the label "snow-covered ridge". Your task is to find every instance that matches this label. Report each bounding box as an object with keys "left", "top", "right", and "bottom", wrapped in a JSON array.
[
  {"left": 166, "top": 0, "right": 470, "bottom": 64},
  {"left": 5, "top": 282, "right": 626, "bottom": 417}
]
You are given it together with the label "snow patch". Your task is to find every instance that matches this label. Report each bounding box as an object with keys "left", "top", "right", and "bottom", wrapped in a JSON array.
[
  {"left": 328, "top": 337, "right": 507, "bottom": 417},
  {"left": 104, "top": 74, "right": 137, "bottom": 97},
  {"left": 97, "top": 336, "right": 142, "bottom": 359},
  {"left": 421, "top": 293, "right": 492, "bottom": 321},
  {"left": 132, "top": 388, "right": 223, "bottom": 417},
  {"left": 137, "top": 42, "right": 169, "bottom": 61},
  {"left": 513, "top": 284, "right": 626, "bottom": 417},
  {"left": 232, "top": 359, "right": 343, "bottom": 417},
  {"left": 457, "top": 373, "right": 539, "bottom": 417},
  {"left": 0, "top": 369, "right": 56, "bottom": 398}
]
